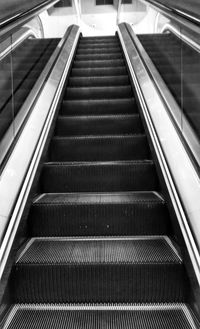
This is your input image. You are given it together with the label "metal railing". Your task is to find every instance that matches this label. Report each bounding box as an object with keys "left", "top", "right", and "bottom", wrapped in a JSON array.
[
  {"left": 142, "top": 0, "right": 200, "bottom": 27},
  {"left": 0, "top": 0, "right": 60, "bottom": 40}
]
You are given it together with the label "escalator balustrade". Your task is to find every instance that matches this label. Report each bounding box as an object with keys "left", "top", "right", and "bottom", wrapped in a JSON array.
[
  {"left": 0, "top": 38, "right": 60, "bottom": 140},
  {"left": 138, "top": 33, "right": 200, "bottom": 140}
]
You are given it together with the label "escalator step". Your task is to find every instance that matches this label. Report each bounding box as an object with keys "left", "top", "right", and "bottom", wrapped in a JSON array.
[
  {"left": 29, "top": 191, "right": 170, "bottom": 236},
  {"left": 41, "top": 161, "right": 158, "bottom": 193},
  {"left": 55, "top": 114, "right": 143, "bottom": 135},
  {"left": 13, "top": 237, "right": 186, "bottom": 303},
  {"left": 49, "top": 135, "right": 150, "bottom": 161},
  {"left": 77, "top": 47, "right": 121, "bottom": 54},
  {"left": 69, "top": 75, "right": 129, "bottom": 87},
  {"left": 75, "top": 53, "right": 123, "bottom": 61},
  {"left": 3, "top": 304, "right": 199, "bottom": 329},
  {"left": 61, "top": 98, "right": 137, "bottom": 116},
  {"left": 80, "top": 37, "right": 117, "bottom": 42},
  {"left": 71, "top": 66, "right": 127, "bottom": 77},
  {"left": 65, "top": 86, "right": 132, "bottom": 100},
  {"left": 73, "top": 59, "right": 125, "bottom": 68}
]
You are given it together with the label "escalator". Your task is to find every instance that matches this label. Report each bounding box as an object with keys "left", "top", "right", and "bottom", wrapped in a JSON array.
[
  {"left": 138, "top": 33, "right": 200, "bottom": 140},
  {"left": 0, "top": 37, "right": 60, "bottom": 140},
  {"left": 1, "top": 35, "right": 200, "bottom": 328}
]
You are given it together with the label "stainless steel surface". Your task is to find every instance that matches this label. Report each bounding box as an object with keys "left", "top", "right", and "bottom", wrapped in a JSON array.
[
  {"left": 0, "top": 0, "right": 60, "bottom": 40},
  {"left": 0, "top": 28, "right": 70, "bottom": 167},
  {"left": 0, "top": 24, "right": 80, "bottom": 281},
  {"left": 118, "top": 23, "right": 200, "bottom": 291}
]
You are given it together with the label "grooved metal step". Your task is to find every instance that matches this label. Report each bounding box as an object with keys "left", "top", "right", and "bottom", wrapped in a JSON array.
[
  {"left": 49, "top": 135, "right": 149, "bottom": 161},
  {"left": 76, "top": 47, "right": 121, "bottom": 54},
  {"left": 55, "top": 114, "right": 143, "bottom": 135},
  {"left": 41, "top": 161, "right": 158, "bottom": 193},
  {"left": 69, "top": 75, "right": 129, "bottom": 87},
  {"left": 2, "top": 304, "right": 200, "bottom": 329},
  {"left": 65, "top": 86, "right": 132, "bottom": 100},
  {"left": 29, "top": 191, "right": 170, "bottom": 236},
  {"left": 73, "top": 59, "right": 125, "bottom": 68},
  {"left": 60, "top": 98, "right": 137, "bottom": 116},
  {"left": 12, "top": 237, "right": 187, "bottom": 303},
  {"left": 71, "top": 66, "right": 127, "bottom": 77},
  {"left": 75, "top": 53, "right": 123, "bottom": 61}
]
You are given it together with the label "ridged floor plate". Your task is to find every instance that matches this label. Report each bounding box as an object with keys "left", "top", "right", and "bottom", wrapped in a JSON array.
[{"left": 3, "top": 304, "right": 200, "bottom": 329}]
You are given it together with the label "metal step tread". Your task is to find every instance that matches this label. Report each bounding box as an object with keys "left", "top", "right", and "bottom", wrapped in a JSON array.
[
  {"left": 33, "top": 191, "right": 165, "bottom": 205},
  {"left": 2, "top": 303, "right": 200, "bottom": 329},
  {"left": 16, "top": 236, "right": 181, "bottom": 265}
]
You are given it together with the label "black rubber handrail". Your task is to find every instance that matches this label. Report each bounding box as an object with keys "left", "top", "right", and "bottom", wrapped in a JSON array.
[
  {"left": 143, "top": 0, "right": 200, "bottom": 27},
  {"left": 0, "top": 0, "right": 60, "bottom": 39}
]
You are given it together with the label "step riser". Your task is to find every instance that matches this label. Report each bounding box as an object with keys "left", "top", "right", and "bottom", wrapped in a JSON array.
[
  {"left": 73, "top": 60, "right": 125, "bottom": 68},
  {"left": 79, "top": 41, "right": 118, "bottom": 45},
  {"left": 41, "top": 163, "right": 158, "bottom": 193},
  {"left": 13, "top": 264, "right": 186, "bottom": 303},
  {"left": 55, "top": 116, "right": 143, "bottom": 135},
  {"left": 29, "top": 202, "right": 170, "bottom": 236},
  {"left": 49, "top": 137, "right": 150, "bottom": 162},
  {"left": 69, "top": 76, "right": 129, "bottom": 87},
  {"left": 75, "top": 54, "right": 122, "bottom": 61},
  {"left": 61, "top": 99, "right": 137, "bottom": 116},
  {"left": 77, "top": 48, "right": 121, "bottom": 54},
  {"left": 65, "top": 87, "right": 132, "bottom": 100},
  {"left": 71, "top": 67, "right": 127, "bottom": 77}
]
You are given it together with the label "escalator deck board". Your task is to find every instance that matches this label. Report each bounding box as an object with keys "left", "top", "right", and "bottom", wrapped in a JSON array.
[{"left": 3, "top": 304, "right": 200, "bottom": 329}]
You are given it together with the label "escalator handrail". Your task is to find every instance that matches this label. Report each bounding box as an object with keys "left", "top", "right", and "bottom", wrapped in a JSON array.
[
  {"left": 0, "top": 0, "right": 60, "bottom": 40},
  {"left": 141, "top": 0, "right": 200, "bottom": 31},
  {"left": 161, "top": 24, "right": 200, "bottom": 53},
  {"left": 0, "top": 24, "right": 80, "bottom": 282},
  {"left": 0, "top": 27, "right": 38, "bottom": 61},
  {"left": 118, "top": 22, "right": 200, "bottom": 290}
]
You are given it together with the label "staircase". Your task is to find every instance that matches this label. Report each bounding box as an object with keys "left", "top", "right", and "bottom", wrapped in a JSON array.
[{"left": 2, "top": 35, "right": 200, "bottom": 329}]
